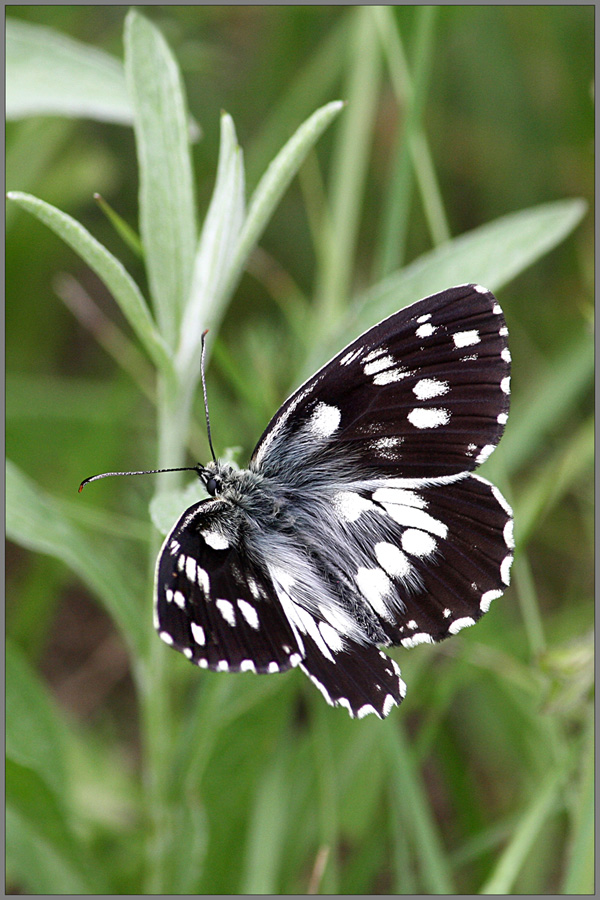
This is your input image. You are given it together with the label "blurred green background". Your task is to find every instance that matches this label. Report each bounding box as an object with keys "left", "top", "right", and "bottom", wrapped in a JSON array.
[{"left": 6, "top": 6, "right": 593, "bottom": 895}]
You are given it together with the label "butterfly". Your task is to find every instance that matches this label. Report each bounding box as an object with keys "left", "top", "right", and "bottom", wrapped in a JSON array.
[{"left": 82, "top": 284, "right": 513, "bottom": 718}]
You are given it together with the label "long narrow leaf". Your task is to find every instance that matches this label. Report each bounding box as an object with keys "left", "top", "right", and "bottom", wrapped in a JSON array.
[
  {"left": 177, "top": 113, "right": 245, "bottom": 376},
  {"left": 6, "top": 460, "right": 147, "bottom": 660},
  {"left": 7, "top": 191, "right": 174, "bottom": 380},
  {"left": 221, "top": 100, "right": 345, "bottom": 308},
  {"left": 304, "top": 198, "right": 587, "bottom": 375},
  {"left": 124, "top": 10, "right": 197, "bottom": 347}
]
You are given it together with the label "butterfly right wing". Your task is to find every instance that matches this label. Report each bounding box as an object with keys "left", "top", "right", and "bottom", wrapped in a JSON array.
[{"left": 155, "top": 498, "right": 302, "bottom": 674}]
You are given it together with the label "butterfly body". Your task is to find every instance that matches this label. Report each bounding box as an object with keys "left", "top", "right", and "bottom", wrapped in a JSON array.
[{"left": 155, "top": 284, "right": 513, "bottom": 718}]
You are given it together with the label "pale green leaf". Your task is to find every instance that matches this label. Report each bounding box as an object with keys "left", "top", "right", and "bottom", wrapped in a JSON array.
[
  {"left": 124, "top": 10, "right": 197, "bottom": 347},
  {"left": 7, "top": 191, "right": 174, "bottom": 380},
  {"left": 6, "top": 17, "right": 132, "bottom": 124},
  {"left": 177, "top": 113, "right": 245, "bottom": 376},
  {"left": 221, "top": 100, "right": 345, "bottom": 307},
  {"left": 305, "top": 198, "right": 587, "bottom": 375}
]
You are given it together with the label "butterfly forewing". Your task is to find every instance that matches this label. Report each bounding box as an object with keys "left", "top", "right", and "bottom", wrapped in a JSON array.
[
  {"left": 251, "top": 284, "right": 510, "bottom": 479},
  {"left": 154, "top": 284, "right": 513, "bottom": 719}
]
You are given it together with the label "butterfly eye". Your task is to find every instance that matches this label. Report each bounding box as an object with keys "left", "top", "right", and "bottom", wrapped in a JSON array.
[{"left": 206, "top": 476, "right": 220, "bottom": 496}]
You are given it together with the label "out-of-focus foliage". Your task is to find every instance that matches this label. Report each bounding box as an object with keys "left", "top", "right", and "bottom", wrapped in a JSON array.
[{"left": 6, "top": 7, "right": 593, "bottom": 895}]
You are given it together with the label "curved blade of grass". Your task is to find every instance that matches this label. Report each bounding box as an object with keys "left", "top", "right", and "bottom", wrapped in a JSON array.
[
  {"left": 124, "top": 10, "right": 197, "bottom": 347},
  {"left": 221, "top": 100, "right": 345, "bottom": 308},
  {"left": 6, "top": 17, "right": 132, "bottom": 124},
  {"left": 479, "top": 766, "right": 566, "bottom": 894},
  {"left": 357, "top": 198, "right": 587, "bottom": 333},
  {"left": 6, "top": 460, "right": 147, "bottom": 660},
  {"left": 7, "top": 191, "right": 174, "bottom": 381},
  {"left": 177, "top": 112, "right": 245, "bottom": 376}
]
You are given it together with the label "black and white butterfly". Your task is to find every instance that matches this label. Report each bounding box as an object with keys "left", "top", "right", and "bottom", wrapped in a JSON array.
[{"left": 83, "top": 284, "right": 513, "bottom": 718}]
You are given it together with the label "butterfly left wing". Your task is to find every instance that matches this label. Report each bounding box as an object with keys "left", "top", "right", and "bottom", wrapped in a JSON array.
[{"left": 155, "top": 498, "right": 302, "bottom": 674}]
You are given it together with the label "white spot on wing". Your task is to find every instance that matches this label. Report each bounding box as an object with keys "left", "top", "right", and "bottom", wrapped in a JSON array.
[
  {"left": 355, "top": 567, "right": 392, "bottom": 617},
  {"left": 504, "top": 520, "right": 515, "bottom": 549},
  {"left": 382, "top": 693, "right": 397, "bottom": 716},
  {"left": 309, "top": 402, "right": 341, "bottom": 437},
  {"left": 501, "top": 554, "right": 513, "bottom": 585},
  {"left": 401, "top": 632, "right": 434, "bottom": 648},
  {"left": 402, "top": 528, "right": 437, "bottom": 557},
  {"left": 173, "top": 590, "right": 186, "bottom": 609},
  {"left": 374, "top": 496, "right": 448, "bottom": 539},
  {"left": 318, "top": 621, "right": 345, "bottom": 653},
  {"left": 159, "top": 631, "right": 174, "bottom": 645},
  {"left": 237, "top": 598, "right": 260, "bottom": 629},
  {"left": 501, "top": 376, "right": 511, "bottom": 394},
  {"left": 448, "top": 616, "right": 476, "bottom": 634},
  {"left": 501, "top": 348, "right": 511, "bottom": 363},
  {"left": 480, "top": 589, "right": 502, "bottom": 612},
  {"left": 373, "top": 367, "right": 412, "bottom": 385},
  {"left": 191, "top": 622, "right": 206, "bottom": 645},
  {"left": 476, "top": 444, "right": 495, "bottom": 465},
  {"left": 202, "top": 530, "right": 229, "bottom": 550},
  {"left": 185, "top": 556, "right": 197, "bottom": 583},
  {"left": 412, "top": 378, "right": 450, "bottom": 400},
  {"left": 240, "top": 659, "right": 256, "bottom": 673},
  {"left": 333, "top": 491, "right": 376, "bottom": 521},
  {"left": 363, "top": 354, "right": 395, "bottom": 376},
  {"left": 497, "top": 412, "right": 508, "bottom": 425},
  {"left": 407, "top": 407, "right": 450, "bottom": 429},
  {"left": 340, "top": 348, "right": 361, "bottom": 366},
  {"left": 453, "top": 329, "right": 480, "bottom": 348},
  {"left": 197, "top": 566, "right": 210, "bottom": 595},
  {"left": 375, "top": 541, "right": 411, "bottom": 578},
  {"left": 356, "top": 704, "right": 379, "bottom": 719},
  {"left": 216, "top": 598, "right": 236, "bottom": 626},
  {"left": 416, "top": 322, "right": 436, "bottom": 339}
]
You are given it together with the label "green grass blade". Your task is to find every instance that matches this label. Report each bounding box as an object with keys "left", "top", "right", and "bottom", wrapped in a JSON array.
[
  {"left": 245, "top": 13, "right": 351, "bottom": 186},
  {"left": 479, "top": 766, "right": 566, "bottom": 894},
  {"left": 384, "top": 721, "right": 454, "bottom": 893},
  {"left": 562, "top": 721, "right": 594, "bottom": 893},
  {"left": 7, "top": 191, "right": 174, "bottom": 380},
  {"left": 6, "top": 17, "right": 132, "bottom": 124},
  {"left": 374, "top": 6, "right": 445, "bottom": 275},
  {"left": 7, "top": 460, "right": 147, "bottom": 660},
  {"left": 315, "top": 8, "right": 382, "bottom": 327},
  {"left": 240, "top": 754, "right": 289, "bottom": 893},
  {"left": 177, "top": 112, "right": 245, "bottom": 376},
  {"left": 222, "top": 100, "right": 345, "bottom": 312},
  {"left": 124, "top": 10, "right": 197, "bottom": 347}
]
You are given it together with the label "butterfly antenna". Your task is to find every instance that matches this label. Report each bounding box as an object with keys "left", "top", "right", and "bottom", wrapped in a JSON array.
[
  {"left": 201, "top": 329, "right": 217, "bottom": 464},
  {"left": 78, "top": 465, "right": 202, "bottom": 493}
]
